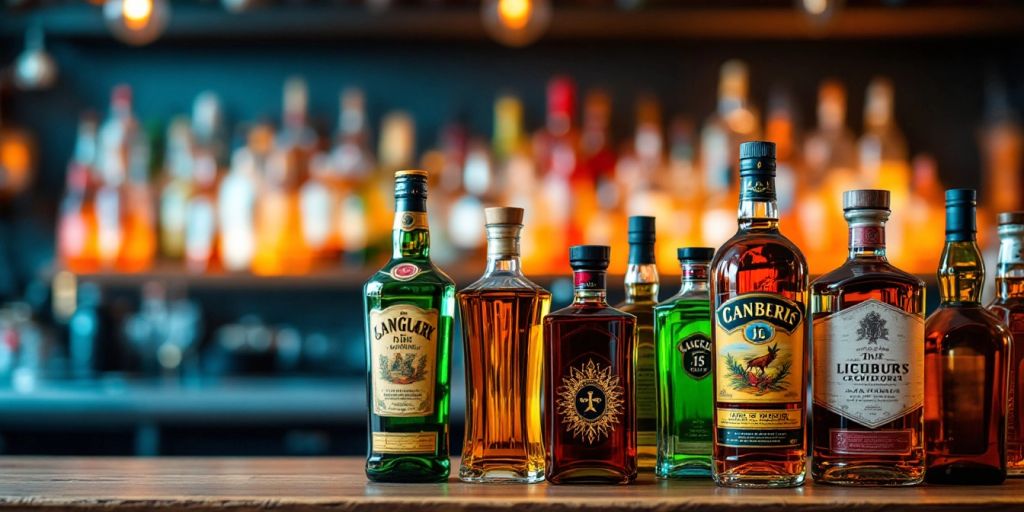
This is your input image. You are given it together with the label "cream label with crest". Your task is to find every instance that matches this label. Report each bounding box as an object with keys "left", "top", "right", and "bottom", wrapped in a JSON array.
[
  {"left": 370, "top": 303, "right": 438, "bottom": 417},
  {"left": 813, "top": 299, "right": 923, "bottom": 431}
]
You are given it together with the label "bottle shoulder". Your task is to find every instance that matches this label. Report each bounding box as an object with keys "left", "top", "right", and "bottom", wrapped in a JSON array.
[
  {"left": 364, "top": 258, "right": 456, "bottom": 294},
  {"left": 926, "top": 304, "right": 1012, "bottom": 341},
  {"left": 812, "top": 259, "right": 925, "bottom": 293},
  {"left": 712, "top": 231, "right": 808, "bottom": 270},
  {"left": 459, "top": 272, "right": 551, "bottom": 296},
  {"left": 546, "top": 303, "right": 637, "bottom": 321}
]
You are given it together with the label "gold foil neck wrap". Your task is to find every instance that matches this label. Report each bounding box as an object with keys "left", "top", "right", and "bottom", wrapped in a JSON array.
[
  {"left": 394, "top": 169, "right": 429, "bottom": 179},
  {"left": 394, "top": 211, "right": 429, "bottom": 232}
]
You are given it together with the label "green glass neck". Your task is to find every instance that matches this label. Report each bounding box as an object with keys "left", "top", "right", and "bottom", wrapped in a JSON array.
[
  {"left": 938, "top": 239, "right": 985, "bottom": 305},
  {"left": 394, "top": 228, "right": 430, "bottom": 260}
]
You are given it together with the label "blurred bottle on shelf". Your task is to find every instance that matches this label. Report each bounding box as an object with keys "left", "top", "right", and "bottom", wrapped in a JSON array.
[
  {"left": 159, "top": 117, "right": 193, "bottom": 260},
  {"left": 582, "top": 89, "right": 623, "bottom": 270},
  {"left": 800, "top": 79, "right": 858, "bottom": 273},
  {"left": 184, "top": 154, "right": 219, "bottom": 273},
  {"left": 0, "top": 89, "right": 35, "bottom": 200},
  {"left": 252, "top": 78, "right": 314, "bottom": 276},
  {"left": 58, "top": 114, "right": 102, "bottom": 273},
  {"left": 979, "top": 76, "right": 1023, "bottom": 241},
  {"left": 325, "top": 88, "right": 375, "bottom": 266},
  {"left": 665, "top": 116, "right": 701, "bottom": 254},
  {"left": 858, "top": 77, "right": 910, "bottom": 265},
  {"left": 374, "top": 111, "right": 417, "bottom": 261},
  {"left": 904, "top": 154, "right": 945, "bottom": 274},
  {"left": 218, "top": 148, "right": 258, "bottom": 272},
  {"left": 765, "top": 87, "right": 800, "bottom": 225},
  {"left": 621, "top": 95, "right": 673, "bottom": 274},
  {"left": 492, "top": 94, "right": 542, "bottom": 270},
  {"left": 532, "top": 76, "right": 578, "bottom": 269},
  {"left": 700, "top": 60, "right": 759, "bottom": 250}
]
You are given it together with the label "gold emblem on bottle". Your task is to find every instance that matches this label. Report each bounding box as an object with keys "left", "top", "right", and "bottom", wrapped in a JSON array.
[{"left": 556, "top": 359, "right": 624, "bottom": 444}]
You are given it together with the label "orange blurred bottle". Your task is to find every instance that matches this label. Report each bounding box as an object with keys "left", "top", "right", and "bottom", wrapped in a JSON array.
[{"left": 58, "top": 114, "right": 102, "bottom": 273}]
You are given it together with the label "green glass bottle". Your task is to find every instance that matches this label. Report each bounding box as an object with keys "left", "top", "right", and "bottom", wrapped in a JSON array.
[
  {"left": 655, "top": 247, "right": 715, "bottom": 478},
  {"left": 616, "top": 216, "right": 659, "bottom": 471},
  {"left": 364, "top": 170, "right": 456, "bottom": 483}
]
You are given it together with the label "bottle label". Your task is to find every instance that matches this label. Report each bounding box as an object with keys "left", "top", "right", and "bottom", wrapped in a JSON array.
[
  {"left": 369, "top": 304, "right": 438, "bottom": 417},
  {"left": 829, "top": 429, "right": 913, "bottom": 456},
  {"left": 556, "top": 359, "right": 624, "bottom": 445},
  {"left": 850, "top": 225, "right": 885, "bottom": 248},
  {"left": 395, "top": 211, "right": 428, "bottom": 232},
  {"left": 812, "top": 299, "right": 923, "bottom": 430},
  {"left": 573, "top": 270, "right": 606, "bottom": 290},
  {"left": 371, "top": 432, "right": 438, "bottom": 454},
  {"left": 715, "top": 408, "right": 803, "bottom": 448},
  {"left": 678, "top": 333, "right": 712, "bottom": 380},
  {"left": 739, "top": 175, "right": 776, "bottom": 201},
  {"left": 389, "top": 262, "right": 421, "bottom": 281},
  {"left": 714, "top": 293, "right": 804, "bottom": 404}
]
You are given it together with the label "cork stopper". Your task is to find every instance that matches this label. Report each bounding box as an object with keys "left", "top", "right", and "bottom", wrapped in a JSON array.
[{"left": 485, "top": 207, "right": 524, "bottom": 226}]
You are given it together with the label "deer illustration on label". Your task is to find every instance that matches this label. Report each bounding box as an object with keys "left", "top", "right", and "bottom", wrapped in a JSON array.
[{"left": 715, "top": 294, "right": 803, "bottom": 403}]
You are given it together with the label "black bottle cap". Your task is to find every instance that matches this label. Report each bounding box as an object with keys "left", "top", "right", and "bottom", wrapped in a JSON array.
[
  {"left": 677, "top": 247, "right": 715, "bottom": 262},
  {"left": 394, "top": 169, "right": 428, "bottom": 212},
  {"left": 569, "top": 245, "right": 610, "bottom": 271},
  {"left": 738, "top": 140, "right": 776, "bottom": 176},
  {"left": 944, "top": 188, "right": 977, "bottom": 241},
  {"left": 627, "top": 216, "right": 656, "bottom": 264}
]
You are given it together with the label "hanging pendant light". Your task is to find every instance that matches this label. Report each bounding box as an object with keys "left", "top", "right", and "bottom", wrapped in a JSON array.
[
  {"left": 482, "top": 0, "right": 551, "bottom": 47},
  {"left": 14, "top": 25, "right": 58, "bottom": 91},
  {"left": 104, "top": 0, "right": 171, "bottom": 46}
]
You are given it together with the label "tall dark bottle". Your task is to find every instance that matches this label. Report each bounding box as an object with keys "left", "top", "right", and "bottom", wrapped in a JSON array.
[
  {"left": 544, "top": 245, "right": 637, "bottom": 484},
  {"left": 364, "top": 170, "right": 456, "bottom": 482},
  {"left": 616, "top": 216, "right": 659, "bottom": 470},
  {"left": 710, "top": 141, "right": 809, "bottom": 488},
  {"left": 924, "top": 189, "right": 1011, "bottom": 485}
]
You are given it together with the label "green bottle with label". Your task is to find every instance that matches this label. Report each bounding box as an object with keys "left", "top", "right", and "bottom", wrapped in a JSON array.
[
  {"left": 364, "top": 170, "right": 455, "bottom": 482},
  {"left": 654, "top": 247, "right": 715, "bottom": 478}
]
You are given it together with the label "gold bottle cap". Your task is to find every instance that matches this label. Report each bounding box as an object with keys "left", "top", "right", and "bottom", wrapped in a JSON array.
[
  {"left": 484, "top": 207, "right": 524, "bottom": 226},
  {"left": 394, "top": 169, "right": 429, "bottom": 178}
]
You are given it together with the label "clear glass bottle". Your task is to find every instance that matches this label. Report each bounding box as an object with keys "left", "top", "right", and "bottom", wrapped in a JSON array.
[
  {"left": 616, "top": 216, "right": 659, "bottom": 470},
  {"left": 458, "top": 207, "right": 551, "bottom": 483},
  {"left": 710, "top": 141, "right": 809, "bottom": 488},
  {"left": 364, "top": 170, "right": 455, "bottom": 483},
  {"left": 987, "top": 211, "right": 1024, "bottom": 476},
  {"left": 544, "top": 245, "right": 637, "bottom": 484},
  {"left": 655, "top": 247, "right": 715, "bottom": 478},
  {"left": 811, "top": 190, "right": 925, "bottom": 486},
  {"left": 924, "top": 189, "right": 1011, "bottom": 485}
]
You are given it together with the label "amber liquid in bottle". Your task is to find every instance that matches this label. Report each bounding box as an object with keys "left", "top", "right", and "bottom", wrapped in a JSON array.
[
  {"left": 924, "top": 189, "right": 1010, "bottom": 485},
  {"left": 458, "top": 208, "right": 551, "bottom": 483},
  {"left": 544, "top": 245, "right": 637, "bottom": 484},
  {"left": 987, "top": 212, "right": 1024, "bottom": 477},
  {"left": 710, "top": 142, "right": 808, "bottom": 488},
  {"left": 811, "top": 190, "right": 925, "bottom": 486}
]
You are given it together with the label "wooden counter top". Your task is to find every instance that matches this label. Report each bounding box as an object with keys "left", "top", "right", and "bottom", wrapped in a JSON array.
[{"left": 0, "top": 457, "right": 1020, "bottom": 511}]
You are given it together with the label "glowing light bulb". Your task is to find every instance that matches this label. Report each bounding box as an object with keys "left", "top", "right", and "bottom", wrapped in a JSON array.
[
  {"left": 482, "top": 0, "right": 551, "bottom": 47},
  {"left": 104, "top": 0, "right": 170, "bottom": 46},
  {"left": 797, "top": 0, "right": 843, "bottom": 25}
]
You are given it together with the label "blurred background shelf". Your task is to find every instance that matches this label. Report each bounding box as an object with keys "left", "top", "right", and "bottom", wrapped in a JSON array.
[{"left": 4, "top": 3, "right": 1024, "bottom": 41}]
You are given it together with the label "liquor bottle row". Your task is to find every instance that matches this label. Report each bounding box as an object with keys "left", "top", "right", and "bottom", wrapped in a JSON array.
[
  {"left": 56, "top": 63, "right": 1024, "bottom": 277},
  {"left": 363, "top": 141, "right": 1023, "bottom": 487}
]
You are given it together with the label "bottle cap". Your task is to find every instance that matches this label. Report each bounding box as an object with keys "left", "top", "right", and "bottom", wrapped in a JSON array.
[
  {"left": 738, "top": 140, "right": 776, "bottom": 176},
  {"left": 944, "top": 188, "right": 977, "bottom": 241},
  {"left": 484, "top": 207, "right": 524, "bottom": 226},
  {"left": 677, "top": 247, "right": 715, "bottom": 262},
  {"left": 394, "top": 169, "right": 428, "bottom": 212},
  {"left": 843, "top": 189, "right": 891, "bottom": 211},
  {"left": 569, "top": 245, "right": 610, "bottom": 270},
  {"left": 627, "top": 216, "right": 656, "bottom": 245},
  {"left": 998, "top": 211, "right": 1024, "bottom": 226}
]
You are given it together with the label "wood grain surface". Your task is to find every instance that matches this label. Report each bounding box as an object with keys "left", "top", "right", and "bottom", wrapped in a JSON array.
[{"left": 0, "top": 457, "right": 1020, "bottom": 511}]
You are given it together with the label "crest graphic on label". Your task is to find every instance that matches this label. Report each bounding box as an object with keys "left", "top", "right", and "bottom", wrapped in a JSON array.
[
  {"left": 678, "top": 334, "right": 712, "bottom": 380},
  {"left": 369, "top": 303, "right": 439, "bottom": 417},
  {"left": 390, "top": 263, "right": 421, "bottom": 281},
  {"left": 556, "top": 359, "right": 624, "bottom": 445},
  {"left": 714, "top": 293, "right": 805, "bottom": 404},
  {"left": 813, "top": 299, "right": 923, "bottom": 429}
]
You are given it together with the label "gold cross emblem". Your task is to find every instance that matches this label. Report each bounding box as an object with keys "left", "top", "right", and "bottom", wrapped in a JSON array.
[{"left": 579, "top": 390, "right": 602, "bottom": 413}]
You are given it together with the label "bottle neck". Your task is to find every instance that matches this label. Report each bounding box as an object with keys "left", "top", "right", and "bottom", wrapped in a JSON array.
[
  {"left": 484, "top": 224, "right": 523, "bottom": 276},
  {"left": 938, "top": 239, "right": 984, "bottom": 305},
  {"left": 393, "top": 211, "right": 430, "bottom": 260},
  {"left": 624, "top": 261, "right": 659, "bottom": 303},
  {"left": 737, "top": 173, "right": 779, "bottom": 231},
  {"left": 573, "top": 270, "right": 608, "bottom": 306},
  {"left": 996, "top": 226, "right": 1024, "bottom": 300},
  {"left": 679, "top": 262, "right": 710, "bottom": 295},
  {"left": 847, "top": 216, "right": 888, "bottom": 261}
]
